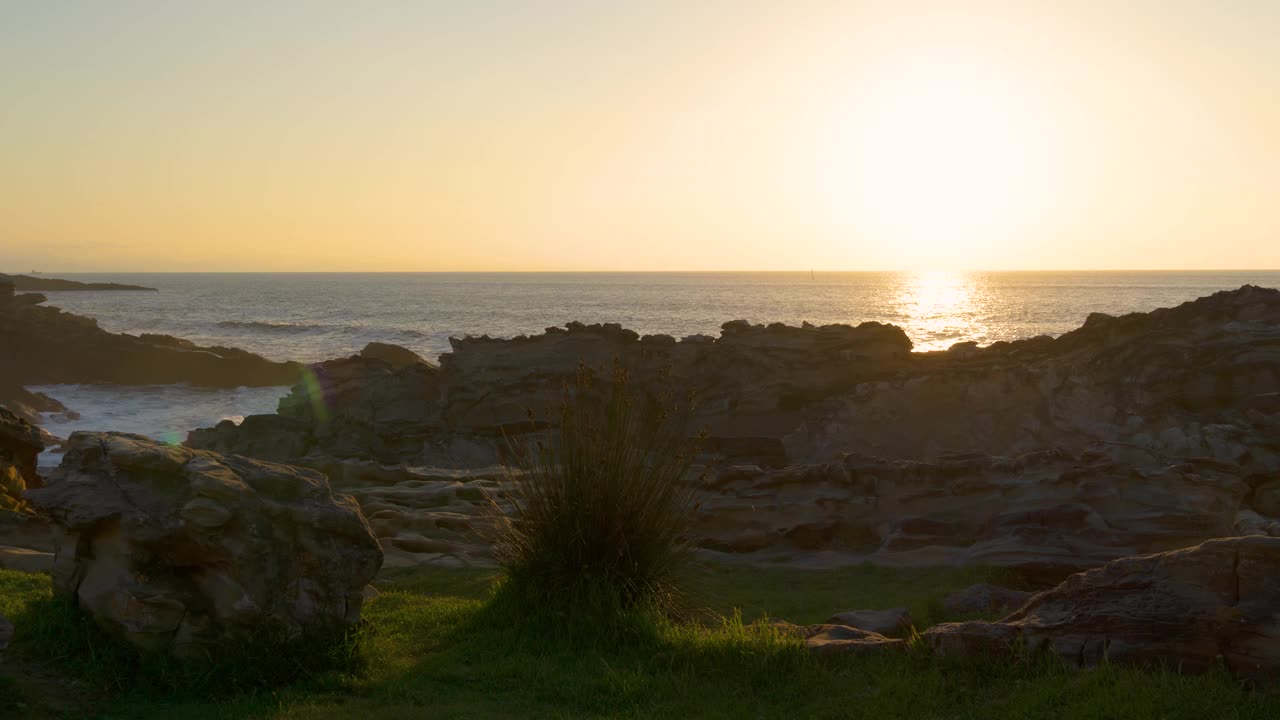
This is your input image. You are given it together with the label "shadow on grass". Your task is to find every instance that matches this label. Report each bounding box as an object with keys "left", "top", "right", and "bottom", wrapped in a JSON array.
[{"left": 6, "top": 592, "right": 371, "bottom": 716}]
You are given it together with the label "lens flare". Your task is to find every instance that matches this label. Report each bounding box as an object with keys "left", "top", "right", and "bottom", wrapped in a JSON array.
[{"left": 299, "top": 366, "right": 330, "bottom": 424}]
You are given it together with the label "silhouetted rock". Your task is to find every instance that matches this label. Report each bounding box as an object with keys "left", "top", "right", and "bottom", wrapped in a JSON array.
[
  {"left": 0, "top": 293, "right": 300, "bottom": 388},
  {"left": 360, "top": 342, "right": 430, "bottom": 369},
  {"left": 26, "top": 432, "right": 382, "bottom": 659},
  {"left": 0, "top": 384, "right": 74, "bottom": 425}
]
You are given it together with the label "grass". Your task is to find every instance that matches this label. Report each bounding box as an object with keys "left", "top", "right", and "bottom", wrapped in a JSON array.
[{"left": 3, "top": 565, "right": 1279, "bottom": 720}]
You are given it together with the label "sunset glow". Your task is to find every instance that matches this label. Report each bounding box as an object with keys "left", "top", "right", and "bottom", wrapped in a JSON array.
[{"left": 2, "top": 2, "right": 1278, "bottom": 271}]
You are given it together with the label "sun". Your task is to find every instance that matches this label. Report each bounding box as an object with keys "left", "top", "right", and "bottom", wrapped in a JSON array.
[{"left": 819, "top": 50, "right": 1062, "bottom": 269}]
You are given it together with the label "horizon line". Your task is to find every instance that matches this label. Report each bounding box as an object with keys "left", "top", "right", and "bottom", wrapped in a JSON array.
[{"left": 11, "top": 268, "right": 1280, "bottom": 275}]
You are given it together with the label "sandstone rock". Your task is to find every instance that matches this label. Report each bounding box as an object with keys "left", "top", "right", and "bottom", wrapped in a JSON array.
[
  {"left": 941, "top": 584, "right": 1035, "bottom": 618},
  {"left": 191, "top": 318, "right": 913, "bottom": 466},
  {"left": 923, "top": 621, "right": 1022, "bottom": 658},
  {"left": 824, "top": 608, "right": 912, "bottom": 637},
  {"left": 749, "top": 619, "right": 908, "bottom": 656},
  {"left": 26, "top": 432, "right": 382, "bottom": 659},
  {"left": 227, "top": 444, "right": 1280, "bottom": 579},
  {"left": 804, "top": 624, "right": 908, "bottom": 656},
  {"left": 690, "top": 447, "right": 1261, "bottom": 582},
  {"left": 923, "top": 537, "right": 1280, "bottom": 682},
  {"left": 181, "top": 286, "right": 1280, "bottom": 576}
]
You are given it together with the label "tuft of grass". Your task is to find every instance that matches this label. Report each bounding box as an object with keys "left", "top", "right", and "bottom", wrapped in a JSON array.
[{"left": 492, "top": 364, "right": 703, "bottom": 622}]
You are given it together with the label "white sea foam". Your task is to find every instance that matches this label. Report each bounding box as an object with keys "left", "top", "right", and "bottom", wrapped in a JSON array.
[{"left": 32, "top": 383, "right": 287, "bottom": 469}]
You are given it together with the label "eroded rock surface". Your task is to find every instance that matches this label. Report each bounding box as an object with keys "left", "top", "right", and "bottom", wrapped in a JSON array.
[
  {"left": 191, "top": 320, "right": 913, "bottom": 467},
  {"left": 693, "top": 447, "right": 1269, "bottom": 581},
  {"left": 227, "top": 437, "right": 1280, "bottom": 581},
  {"left": 922, "top": 536, "right": 1280, "bottom": 682},
  {"left": 182, "top": 286, "right": 1280, "bottom": 575},
  {"left": 192, "top": 286, "right": 1280, "bottom": 473},
  {"left": 25, "top": 433, "right": 382, "bottom": 659}
]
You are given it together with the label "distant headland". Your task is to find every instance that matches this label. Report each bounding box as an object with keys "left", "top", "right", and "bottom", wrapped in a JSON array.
[{"left": 0, "top": 273, "right": 157, "bottom": 292}]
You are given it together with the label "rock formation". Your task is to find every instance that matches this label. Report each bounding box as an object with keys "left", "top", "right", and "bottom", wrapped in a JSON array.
[
  {"left": 691, "top": 447, "right": 1270, "bottom": 581},
  {"left": 923, "top": 536, "right": 1280, "bottom": 683},
  {"left": 183, "top": 285, "right": 1280, "bottom": 576},
  {"left": 0, "top": 292, "right": 300, "bottom": 388},
  {"left": 0, "top": 383, "right": 75, "bottom": 425},
  {"left": 189, "top": 318, "right": 916, "bottom": 467},
  {"left": 25, "top": 432, "right": 383, "bottom": 659},
  {"left": 192, "top": 285, "right": 1280, "bottom": 471}
]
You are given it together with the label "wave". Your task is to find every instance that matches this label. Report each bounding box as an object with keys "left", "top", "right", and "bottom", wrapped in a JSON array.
[{"left": 216, "top": 320, "right": 437, "bottom": 341}]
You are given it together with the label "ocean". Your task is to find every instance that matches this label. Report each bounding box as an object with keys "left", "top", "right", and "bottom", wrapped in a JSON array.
[{"left": 26, "top": 270, "right": 1280, "bottom": 465}]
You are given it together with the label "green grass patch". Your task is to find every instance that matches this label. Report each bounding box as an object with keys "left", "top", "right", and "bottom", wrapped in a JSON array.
[{"left": 2, "top": 566, "right": 1277, "bottom": 719}]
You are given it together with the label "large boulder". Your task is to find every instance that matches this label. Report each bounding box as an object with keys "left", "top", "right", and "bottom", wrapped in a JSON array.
[
  {"left": 26, "top": 432, "right": 383, "bottom": 659},
  {"left": 922, "top": 537, "right": 1280, "bottom": 682}
]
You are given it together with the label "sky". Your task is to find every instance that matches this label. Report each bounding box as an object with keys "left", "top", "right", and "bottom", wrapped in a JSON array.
[{"left": 1, "top": 1, "right": 1278, "bottom": 272}]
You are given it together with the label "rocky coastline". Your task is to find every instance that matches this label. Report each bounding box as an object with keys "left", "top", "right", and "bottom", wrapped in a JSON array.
[
  {"left": 177, "top": 284, "right": 1280, "bottom": 579},
  {"left": 2, "top": 282, "right": 1279, "bottom": 677},
  {"left": 0, "top": 275, "right": 300, "bottom": 423}
]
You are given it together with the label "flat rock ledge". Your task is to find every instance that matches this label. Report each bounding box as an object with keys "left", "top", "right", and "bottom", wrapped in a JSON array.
[{"left": 26, "top": 432, "right": 383, "bottom": 660}]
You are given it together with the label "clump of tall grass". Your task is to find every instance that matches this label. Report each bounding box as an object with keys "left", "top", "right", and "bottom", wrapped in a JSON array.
[{"left": 491, "top": 364, "right": 703, "bottom": 622}]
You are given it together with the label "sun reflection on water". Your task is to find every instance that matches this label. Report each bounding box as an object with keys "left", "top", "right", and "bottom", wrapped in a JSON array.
[{"left": 896, "top": 270, "right": 983, "bottom": 352}]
